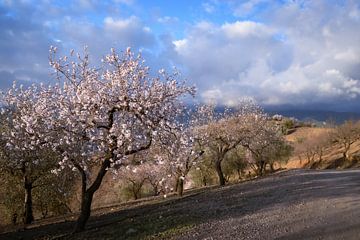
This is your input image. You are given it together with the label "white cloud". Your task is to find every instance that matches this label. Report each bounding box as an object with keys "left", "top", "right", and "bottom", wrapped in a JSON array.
[
  {"left": 1, "top": 0, "right": 359, "bottom": 111},
  {"left": 202, "top": 2, "right": 216, "bottom": 14},
  {"left": 114, "top": 0, "right": 135, "bottom": 5},
  {"left": 233, "top": 0, "right": 270, "bottom": 17},
  {"left": 171, "top": 1, "right": 360, "bottom": 108},
  {"left": 157, "top": 16, "right": 179, "bottom": 24},
  {"left": 103, "top": 16, "right": 155, "bottom": 49},
  {"left": 222, "top": 21, "right": 273, "bottom": 38},
  {"left": 173, "top": 39, "right": 187, "bottom": 52}
]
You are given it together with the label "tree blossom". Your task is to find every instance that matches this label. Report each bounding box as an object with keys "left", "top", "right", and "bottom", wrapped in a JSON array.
[
  {"left": 0, "top": 84, "right": 58, "bottom": 224},
  {"left": 3, "top": 46, "right": 194, "bottom": 232}
]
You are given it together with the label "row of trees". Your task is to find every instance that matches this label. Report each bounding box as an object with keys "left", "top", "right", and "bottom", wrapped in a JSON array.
[{"left": 0, "top": 47, "right": 292, "bottom": 232}]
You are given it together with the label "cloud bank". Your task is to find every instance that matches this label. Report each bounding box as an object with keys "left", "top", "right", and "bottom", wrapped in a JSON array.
[
  {"left": 0, "top": 0, "right": 359, "bottom": 111},
  {"left": 171, "top": 1, "right": 360, "bottom": 109}
]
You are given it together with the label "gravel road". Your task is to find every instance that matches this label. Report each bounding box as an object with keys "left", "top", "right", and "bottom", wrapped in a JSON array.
[
  {"left": 175, "top": 169, "right": 360, "bottom": 240},
  {"left": 2, "top": 169, "right": 360, "bottom": 240}
]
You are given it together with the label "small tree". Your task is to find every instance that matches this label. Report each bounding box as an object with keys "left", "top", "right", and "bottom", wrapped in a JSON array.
[
  {"left": 332, "top": 121, "right": 360, "bottom": 161},
  {"left": 33, "top": 168, "right": 75, "bottom": 218},
  {"left": 190, "top": 155, "right": 217, "bottom": 187},
  {"left": 222, "top": 146, "right": 247, "bottom": 181},
  {"left": 118, "top": 164, "right": 148, "bottom": 200},
  {"left": 196, "top": 101, "right": 262, "bottom": 185},
  {"left": 240, "top": 106, "right": 291, "bottom": 176},
  {"left": 0, "top": 171, "right": 23, "bottom": 225},
  {"left": 0, "top": 86, "right": 58, "bottom": 224},
  {"left": 197, "top": 117, "right": 242, "bottom": 186}
]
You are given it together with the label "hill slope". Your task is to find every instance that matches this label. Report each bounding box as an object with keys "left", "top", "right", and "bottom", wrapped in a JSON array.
[
  {"left": 284, "top": 127, "right": 360, "bottom": 169},
  {"left": 2, "top": 169, "right": 360, "bottom": 240}
]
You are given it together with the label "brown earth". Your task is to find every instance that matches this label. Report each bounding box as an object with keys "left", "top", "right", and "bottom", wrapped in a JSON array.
[{"left": 284, "top": 127, "right": 360, "bottom": 169}]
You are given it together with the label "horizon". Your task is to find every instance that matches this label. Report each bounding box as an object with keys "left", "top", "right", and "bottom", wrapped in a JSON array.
[{"left": 0, "top": 0, "right": 359, "bottom": 111}]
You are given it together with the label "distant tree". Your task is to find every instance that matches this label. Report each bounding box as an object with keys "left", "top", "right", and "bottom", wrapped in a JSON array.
[
  {"left": 0, "top": 86, "right": 58, "bottom": 224},
  {"left": 310, "top": 131, "right": 331, "bottom": 166},
  {"left": 197, "top": 100, "right": 263, "bottom": 185},
  {"left": 198, "top": 116, "right": 244, "bottom": 185},
  {"left": 190, "top": 155, "right": 217, "bottom": 187},
  {"left": 332, "top": 121, "right": 360, "bottom": 161},
  {"left": 222, "top": 146, "right": 247, "bottom": 181},
  {"left": 142, "top": 162, "right": 169, "bottom": 196},
  {"left": 240, "top": 105, "right": 292, "bottom": 176},
  {"left": 157, "top": 105, "right": 210, "bottom": 196},
  {"left": 33, "top": 168, "right": 75, "bottom": 218},
  {"left": 117, "top": 164, "right": 148, "bottom": 200},
  {"left": 0, "top": 171, "right": 22, "bottom": 225},
  {"left": 266, "top": 140, "right": 293, "bottom": 171}
]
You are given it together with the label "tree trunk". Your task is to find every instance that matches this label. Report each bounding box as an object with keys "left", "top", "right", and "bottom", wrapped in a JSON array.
[
  {"left": 202, "top": 175, "right": 207, "bottom": 186},
  {"left": 152, "top": 184, "right": 159, "bottom": 196},
  {"left": 73, "top": 159, "right": 110, "bottom": 233},
  {"left": 174, "top": 176, "right": 179, "bottom": 192},
  {"left": 318, "top": 151, "right": 323, "bottom": 163},
  {"left": 23, "top": 177, "right": 34, "bottom": 224},
  {"left": 270, "top": 162, "right": 275, "bottom": 172},
  {"left": 132, "top": 188, "right": 139, "bottom": 200},
  {"left": 74, "top": 191, "right": 94, "bottom": 232},
  {"left": 257, "top": 161, "right": 265, "bottom": 176},
  {"left": 215, "top": 160, "right": 225, "bottom": 186},
  {"left": 177, "top": 177, "right": 184, "bottom": 196},
  {"left": 237, "top": 169, "right": 241, "bottom": 181}
]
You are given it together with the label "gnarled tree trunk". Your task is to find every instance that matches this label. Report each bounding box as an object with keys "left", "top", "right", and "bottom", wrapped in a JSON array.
[
  {"left": 177, "top": 177, "right": 184, "bottom": 196},
  {"left": 73, "top": 159, "right": 110, "bottom": 233},
  {"left": 74, "top": 191, "right": 94, "bottom": 232},
  {"left": 23, "top": 176, "right": 34, "bottom": 224},
  {"left": 215, "top": 159, "right": 225, "bottom": 186}
]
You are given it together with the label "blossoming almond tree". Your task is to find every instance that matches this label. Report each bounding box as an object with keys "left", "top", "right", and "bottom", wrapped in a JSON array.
[
  {"left": 0, "top": 84, "right": 56, "bottom": 224},
  {"left": 41, "top": 47, "right": 194, "bottom": 232},
  {"left": 239, "top": 105, "right": 291, "bottom": 176},
  {"left": 152, "top": 104, "right": 216, "bottom": 196},
  {"left": 196, "top": 101, "right": 258, "bottom": 186},
  {"left": 155, "top": 128, "right": 204, "bottom": 196}
]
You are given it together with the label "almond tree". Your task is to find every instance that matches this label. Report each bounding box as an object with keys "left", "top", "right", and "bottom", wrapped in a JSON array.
[
  {"left": 296, "top": 130, "right": 331, "bottom": 167},
  {"left": 156, "top": 127, "right": 205, "bottom": 196},
  {"left": 117, "top": 164, "right": 148, "bottom": 200},
  {"left": 141, "top": 161, "right": 169, "bottom": 196},
  {"left": 0, "top": 84, "right": 57, "bottom": 224},
  {"left": 332, "top": 121, "right": 360, "bottom": 161},
  {"left": 115, "top": 151, "right": 171, "bottom": 199},
  {"left": 200, "top": 117, "right": 242, "bottom": 185},
  {"left": 195, "top": 103, "right": 250, "bottom": 186},
  {"left": 196, "top": 100, "right": 269, "bottom": 185},
  {"left": 241, "top": 112, "right": 290, "bottom": 176},
  {"left": 8, "top": 47, "right": 194, "bottom": 232}
]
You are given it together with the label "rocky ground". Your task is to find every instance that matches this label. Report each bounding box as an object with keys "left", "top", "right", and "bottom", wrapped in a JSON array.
[{"left": 2, "top": 169, "right": 360, "bottom": 240}]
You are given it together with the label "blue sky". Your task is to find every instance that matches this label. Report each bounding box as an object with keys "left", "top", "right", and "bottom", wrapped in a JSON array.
[{"left": 1, "top": 0, "right": 360, "bottom": 111}]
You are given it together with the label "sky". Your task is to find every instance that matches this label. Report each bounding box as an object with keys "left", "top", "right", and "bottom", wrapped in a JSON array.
[{"left": 1, "top": 0, "right": 360, "bottom": 112}]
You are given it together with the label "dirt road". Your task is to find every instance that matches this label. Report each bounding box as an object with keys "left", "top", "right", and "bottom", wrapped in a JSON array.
[
  {"left": 176, "top": 169, "right": 360, "bottom": 240},
  {"left": 2, "top": 169, "right": 360, "bottom": 239}
]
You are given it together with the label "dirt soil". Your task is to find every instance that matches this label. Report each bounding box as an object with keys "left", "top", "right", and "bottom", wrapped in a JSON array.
[{"left": 2, "top": 169, "right": 360, "bottom": 240}]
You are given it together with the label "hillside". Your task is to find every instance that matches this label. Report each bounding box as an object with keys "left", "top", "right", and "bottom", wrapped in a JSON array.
[
  {"left": 2, "top": 169, "right": 360, "bottom": 240},
  {"left": 284, "top": 126, "right": 360, "bottom": 169}
]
